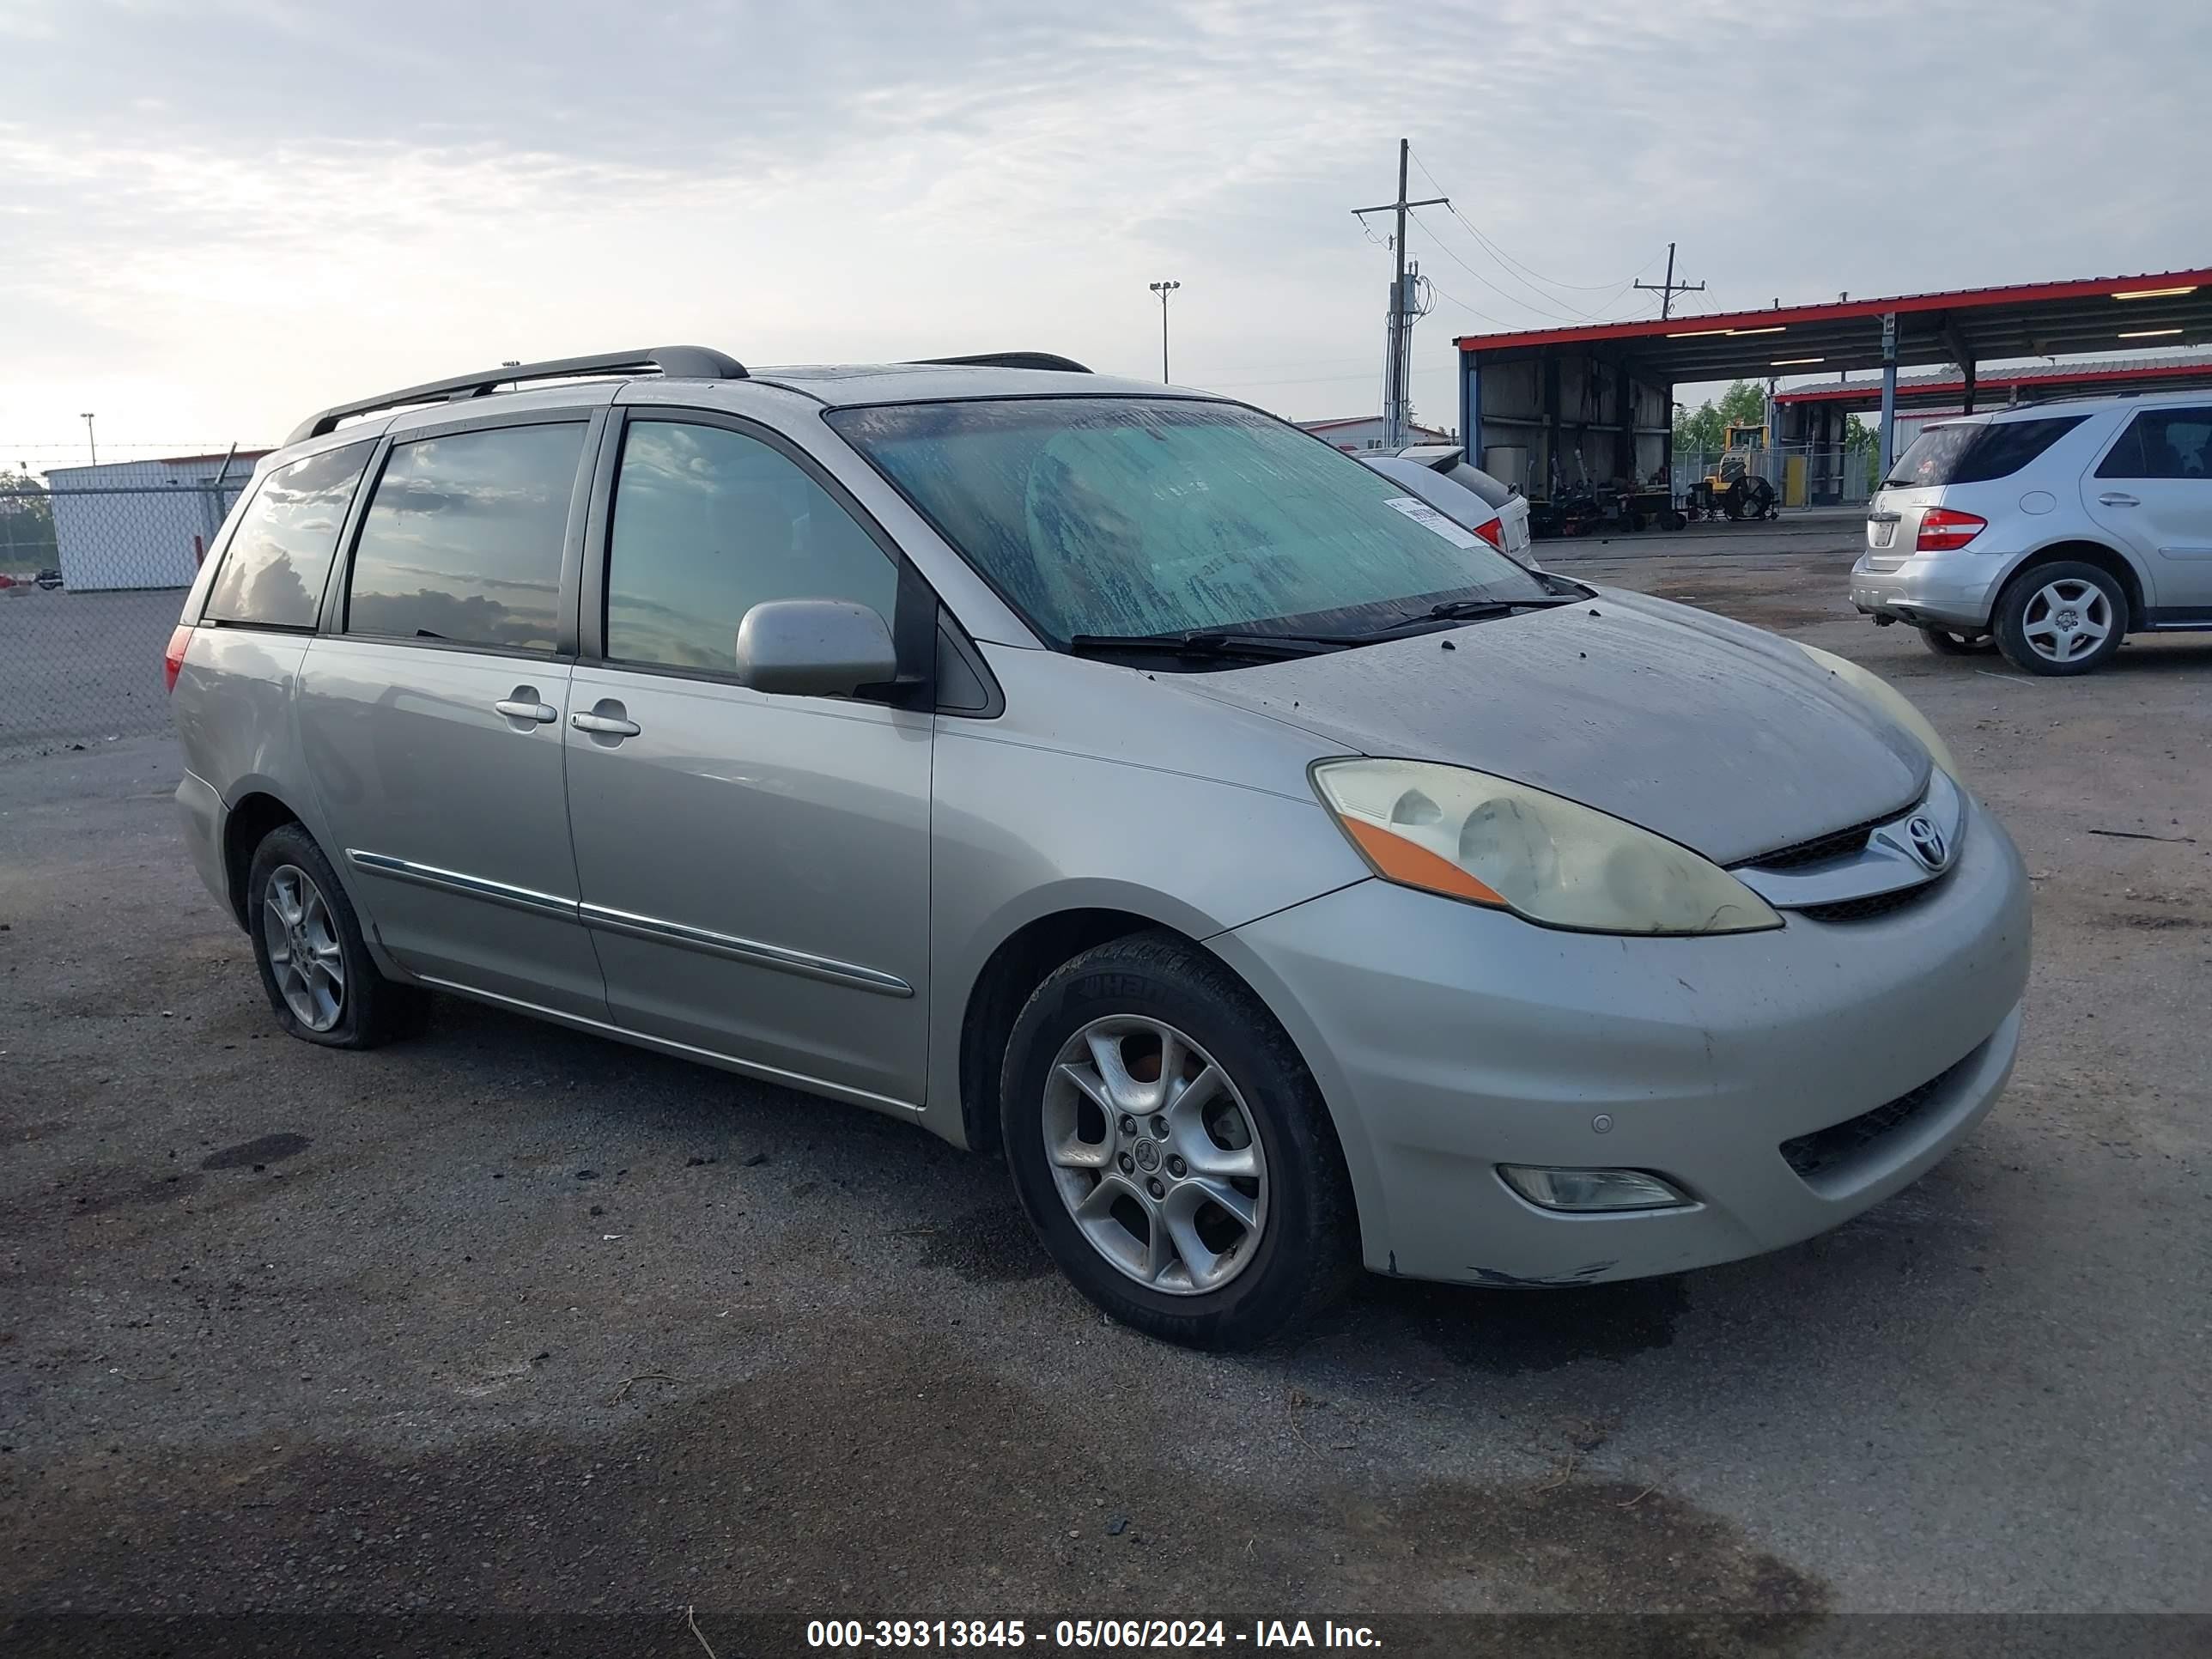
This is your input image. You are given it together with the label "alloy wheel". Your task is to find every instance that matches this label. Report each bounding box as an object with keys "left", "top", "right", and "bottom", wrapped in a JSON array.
[
  {"left": 1041, "top": 1016, "right": 1268, "bottom": 1295},
  {"left": 2020, "top": 578, "right": 2112, "bottom": 665},
  {"left": 262, "top": 863, "right": 345, "bottom": 1031}
]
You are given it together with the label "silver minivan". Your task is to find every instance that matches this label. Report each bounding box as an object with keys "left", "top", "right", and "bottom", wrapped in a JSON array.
[{"left": 170, "top": 347, "right": 2030, "bottom": 1348}]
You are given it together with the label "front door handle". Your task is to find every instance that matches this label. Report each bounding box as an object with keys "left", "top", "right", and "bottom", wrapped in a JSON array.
[
  {"left": 2098, "top": 492, "right": 2141, "bottom": 507},
  {"left": 572, "top": 708, "right": 641, "bottom": 738},
  {"left": 494, "top": 691, "right": 558, "bottom": 724}
]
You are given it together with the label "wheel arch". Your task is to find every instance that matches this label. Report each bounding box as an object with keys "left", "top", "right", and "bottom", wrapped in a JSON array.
[
  {"left": 954, "top": 904, "right": 1189, "bottom": 1159},
  {"left": 220, "top": 788, "right": 309, "bottom": 930},
  {"left": 2001, "top": 538, "right": 2148, "bottom": 629},
  {"left": 946, "top": 892, "right": 1388, "bottom": 1272}
]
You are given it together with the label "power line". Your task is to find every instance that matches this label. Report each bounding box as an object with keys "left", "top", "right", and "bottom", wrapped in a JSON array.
[
  {"left": 1405, "top": 212, "right": 1600, "bottom": 325},
  {"left": 1417, "top": 276, "right": 1520, "bottom": 332},
  {"left": 1408, "top": 147, "right": 1661, "bottom": 307}
]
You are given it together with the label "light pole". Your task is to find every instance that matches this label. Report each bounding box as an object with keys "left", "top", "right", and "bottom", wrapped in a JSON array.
[
  {"left": 80, "top": 412, "right": 97, "bottom": 466},
  {"left": 1148, "top": 281, "right": 1181, "bottom": 383}
]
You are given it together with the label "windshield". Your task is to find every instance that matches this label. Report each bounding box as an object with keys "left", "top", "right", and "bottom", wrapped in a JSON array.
[{"left": 827, "top": 398, "right": 1549, "bottom": 643}]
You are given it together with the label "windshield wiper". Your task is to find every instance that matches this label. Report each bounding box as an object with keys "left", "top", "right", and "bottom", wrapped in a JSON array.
[
  {"left": 1360, "top": 594, "right": 1577, "bottom": 635},
  {"left": 1425, "top": 595, "right": 1577, "bottom": 619},
  {"left": 1065, "top": 629, "right": 1353, "bottom": 661}
]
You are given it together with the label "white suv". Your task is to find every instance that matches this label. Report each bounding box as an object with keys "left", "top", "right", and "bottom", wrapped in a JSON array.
[{"left": 1850, "top": 392, "right": 2212, "bottom": 675}]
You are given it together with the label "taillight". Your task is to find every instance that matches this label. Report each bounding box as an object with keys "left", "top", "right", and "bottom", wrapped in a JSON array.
[
  {"left": 164, "top": 625, "right": 193, "bottom": 693},
  {"left": 1473, "top": 517, "right": 1506, "bottom": 550},
  {"left": 1916, "top": 508, "right": 1986, "bottom": 552}
]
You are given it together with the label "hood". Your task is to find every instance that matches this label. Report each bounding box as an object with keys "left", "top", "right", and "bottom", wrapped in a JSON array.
[{"left": 1176, "top": 588, "right": 1929, "bottom": 866}]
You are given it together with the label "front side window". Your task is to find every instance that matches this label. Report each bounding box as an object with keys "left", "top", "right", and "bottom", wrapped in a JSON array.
[
  {"left": 827, "top": 398, "right": 1547, "bottom": 644},
  {"left": 201, "top": 441, "right": 373, "bottom": 629},
  {"left": 346, "top": 423, "right": 585, "bottom": 653},
  {"left": 2096, "top": 409, "right": 2212, "bottom": 481},
  {"left": 605, "top": 420, "right": 898, "bottom": 672}
]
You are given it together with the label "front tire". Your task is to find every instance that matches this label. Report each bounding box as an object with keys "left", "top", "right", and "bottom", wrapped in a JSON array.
[
  {"left": 246, "top": 824, "right": 420, "bottom": 1048},
  {"left": 1993, "top": 561, "right": 2127, "bottom": 676},
  {"left": 1000, "top": 933, "right": 1356, "bottom": 1350}
]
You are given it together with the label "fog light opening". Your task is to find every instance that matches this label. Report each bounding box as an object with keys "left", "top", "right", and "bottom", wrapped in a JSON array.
[{"left": 1498, "top": 1165, "right": 1692, "bottom": 1212}]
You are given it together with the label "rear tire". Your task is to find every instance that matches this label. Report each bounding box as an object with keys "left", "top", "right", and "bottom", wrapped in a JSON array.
[
  {"left": 246, "top": 824, "right": 422, "bottom": 1048},
  {"left": 1992, "top": 561, "right": 2127, "bottom": 677},
  {"left": 1000, "top": 933, "right": 1357, "bottom": 1350},
  {"left": 1918, "top": 625, "right": 1994, "bottom": 657}
]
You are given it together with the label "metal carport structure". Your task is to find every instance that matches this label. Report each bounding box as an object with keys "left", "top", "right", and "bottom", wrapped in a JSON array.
[
  {"left": 1454, "top": 268, "right": 2212, "bottom": 501},
  {"left": 1773, "top": 349, "right": 2212, "bottom": 415}
]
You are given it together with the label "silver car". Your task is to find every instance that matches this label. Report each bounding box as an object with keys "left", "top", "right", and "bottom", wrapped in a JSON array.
[
  {"left": 168, "top": 346, "right": 2030, "bottom": 1349},
  {"left": 1852, "top": 391, "right": 2212, "bottom": 674},
  {"left": 1356, "top": 453, "right": 1533, "bottom": 568},
  {"left": 1385, "top": 443, "right": 1534, "bottom": 559}
]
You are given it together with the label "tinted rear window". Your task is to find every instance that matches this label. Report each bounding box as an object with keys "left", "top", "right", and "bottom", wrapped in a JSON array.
[
  {"left": 1440, "top": 462, "right": 1514, "bottom": 508},
  {"left": 201, "top": 442, "right": 373, "bottom": 629},
  {"left": 345, "top": 423, "right": 585, "bottom": 653},
  {"left": 1883, "top": 416, "right": 2086, "bottom": 488}
]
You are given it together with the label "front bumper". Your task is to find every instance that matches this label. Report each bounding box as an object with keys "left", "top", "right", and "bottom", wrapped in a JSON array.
[
  {"left": 1850, "top": 549, "right": 2004, "bottom": 630},
  {"left": 1211, "top": 793, "right": 2031, "bottom": 1287}
]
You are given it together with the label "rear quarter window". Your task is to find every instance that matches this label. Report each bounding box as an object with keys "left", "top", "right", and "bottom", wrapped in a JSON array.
[
  {"left": 1884, "top": 416, "right": 2087, "bottom": 488},
  {"left": 199, "top": 442, "right": 374, "bottom": 629}
]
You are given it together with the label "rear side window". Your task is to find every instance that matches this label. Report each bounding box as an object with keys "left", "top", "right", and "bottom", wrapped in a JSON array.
[
  {"left": 2096, "top": 408, "right": 2212, "bottom": 480},
  {"left": 346, "top": 423, "right": 585, "bottom": 653},
  {"left": 201, "top": 442, "right": 373, "bottom": 629},
  {"left": 1883, "top": 416, "right": 2086, "bottom": 488},
  {"left": 604, "top": 420, "right": 898, "bottom": 672}
]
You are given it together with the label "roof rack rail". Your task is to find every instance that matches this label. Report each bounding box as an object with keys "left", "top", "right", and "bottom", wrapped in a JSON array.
[
  {"left": 911, "top": 352, "right": 1091, "bottom": 374},
  {"left": 285, "top": 346, "right": 748, "bottom": 446}
]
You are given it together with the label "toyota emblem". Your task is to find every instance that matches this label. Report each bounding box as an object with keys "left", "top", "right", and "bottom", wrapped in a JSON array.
[{"left": 1905, "top": 815, "right": 1948, "bottom": 871}]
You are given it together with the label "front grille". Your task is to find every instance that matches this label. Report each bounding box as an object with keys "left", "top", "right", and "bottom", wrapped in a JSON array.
[
  {"left": 1795, "top": 883, "right": 1937, "bottom": 924},
  {"left": 1748, "top": 810, "right": 1897, "bottom": 871},
  {"left": 1778, "top": 1050, "right": 1975, "bottom": 1182}
]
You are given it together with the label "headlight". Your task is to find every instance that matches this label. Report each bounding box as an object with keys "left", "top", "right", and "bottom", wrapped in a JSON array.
[
  {"left": 1310, "top": 759, "right": 1781, "bottom": 936},
  {"left": 1795, "top": 642, "right": 1960, "bottom": 780}
]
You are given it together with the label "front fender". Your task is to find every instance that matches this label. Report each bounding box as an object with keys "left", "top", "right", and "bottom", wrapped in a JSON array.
[{"left": 921, "top": 724, "right": 1368, "bottom": 1142}]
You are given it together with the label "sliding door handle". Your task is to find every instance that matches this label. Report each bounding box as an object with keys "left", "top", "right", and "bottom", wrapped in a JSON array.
[
  {"left": 494, "top": 695, "right": 558, "bottom": 724},
  {"left": 572, "top": 711, "right": 641, "bottom": 738}
]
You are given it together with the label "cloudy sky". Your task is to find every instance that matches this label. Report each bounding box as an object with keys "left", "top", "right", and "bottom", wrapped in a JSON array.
[{"left": 3, "top": 0, "right": 2206, "bottom": 467}]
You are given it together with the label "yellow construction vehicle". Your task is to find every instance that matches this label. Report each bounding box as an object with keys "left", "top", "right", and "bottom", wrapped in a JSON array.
[{"left": 1686, "top": 422, "right": 1780, "bottom": 521}]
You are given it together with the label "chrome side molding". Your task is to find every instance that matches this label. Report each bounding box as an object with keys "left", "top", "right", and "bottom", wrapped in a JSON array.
[
  {"left": 579, "top": 902, "right": 913, "bottom": 997},
  {"left": 344, "top": 849, "right": 912, "bottom": 998},
  {"left": 345, "top": 849, "right": 577, "bottom": 918}
]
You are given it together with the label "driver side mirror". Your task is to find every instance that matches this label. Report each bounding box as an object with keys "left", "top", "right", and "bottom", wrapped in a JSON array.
[{"left": 733, "top": 599, "right": 898, "bottom": 698}]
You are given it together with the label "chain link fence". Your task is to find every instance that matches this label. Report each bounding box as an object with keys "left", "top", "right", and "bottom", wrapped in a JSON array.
[
  {"left": 1668, "top": 442, "right": 1880, "bottom": 508},
  {"left": 1, "top": 480, "right": 251, "bottom": 762}
]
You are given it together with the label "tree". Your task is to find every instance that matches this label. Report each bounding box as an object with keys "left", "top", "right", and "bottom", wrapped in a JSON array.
[
  {"left": 1844, "top": 414, "right": 1881, "bottom": 489},
  {"left": 0, "top": 469, "right": 58, "bottom": 572},
  {"left": 1673, "top": 380, "right": 1768, "bottom": 459}
]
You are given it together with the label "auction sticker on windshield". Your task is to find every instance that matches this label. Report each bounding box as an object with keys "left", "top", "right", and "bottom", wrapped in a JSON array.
[{"left": 1381, "top": 495, "right": 1480, "bottom": 549}]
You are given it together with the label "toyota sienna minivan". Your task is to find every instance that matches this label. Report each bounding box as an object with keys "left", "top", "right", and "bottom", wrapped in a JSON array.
[{"left": 168, "top": 347, "right": 2030, "bottom": 1348}]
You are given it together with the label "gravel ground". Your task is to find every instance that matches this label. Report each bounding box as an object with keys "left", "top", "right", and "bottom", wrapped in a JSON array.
[{"left": 2, "top": 520, "right": 2208, "bottom": 1649}]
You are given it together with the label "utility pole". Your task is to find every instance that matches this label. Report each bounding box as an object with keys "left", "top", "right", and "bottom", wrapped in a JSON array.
[
  {"left": 1148, "top": 281, "right": 1181, "bottom": 382},
  {"left": 1352, "top": 139, "right": 1446, "bottom": 449},
  {"left": 1633, "top": 242, "right": 1706, "bottom": 320},
  {"left": 79, "top": 412, "right": 98, "bottom": 466}
]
